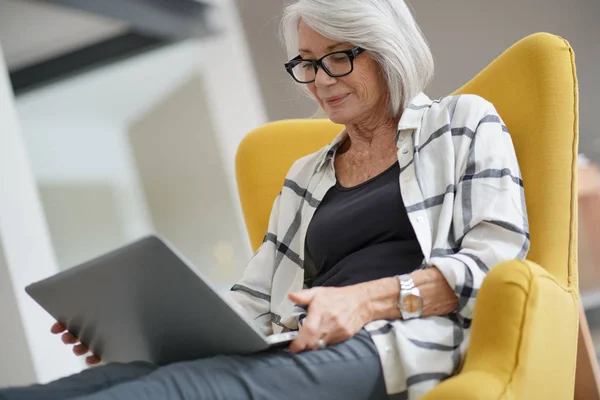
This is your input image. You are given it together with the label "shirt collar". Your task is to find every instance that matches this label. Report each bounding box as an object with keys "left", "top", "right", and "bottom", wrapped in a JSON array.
[
  {"left": 316, "top": 131, "right": 346, "bottom": 172},
  {"left": 397, "top": 92, "right": 432, "bottom": 130},
  {"left": 316, "top": 92, "right": 432, "bottom": 171}
]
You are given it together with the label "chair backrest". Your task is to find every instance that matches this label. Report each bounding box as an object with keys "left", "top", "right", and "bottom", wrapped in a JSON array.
[
  {"left": 235, "top": 33, "right": 578, "bottom": 289},
  {"left": 236, "top": 119, "right": 341, "bottom": 251}
]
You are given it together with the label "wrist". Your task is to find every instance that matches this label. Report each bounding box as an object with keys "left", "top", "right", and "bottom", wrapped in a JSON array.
[
  {"left": 397, "top": 274, "right": 424, "bottom": 319},
  {"left": 359, "top": 277, "right": 402, "bottom": 322}
]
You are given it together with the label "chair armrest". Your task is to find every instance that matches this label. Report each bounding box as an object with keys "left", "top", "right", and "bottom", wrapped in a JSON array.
[{"left": 421, "top": 260, "right": 578, "bottom": 400}]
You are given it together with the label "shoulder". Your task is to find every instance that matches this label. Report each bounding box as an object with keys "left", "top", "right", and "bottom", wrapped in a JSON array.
[
  {"left": 450, "top": 93, "right": 494, "bottom": 109},
  {"left": 423, "top": 94, "right": 499, "bottom": 127}
]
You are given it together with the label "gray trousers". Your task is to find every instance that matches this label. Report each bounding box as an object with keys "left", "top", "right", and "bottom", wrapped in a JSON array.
[{"left": 0, "top": 330, "right": 399, "bottom": 400}]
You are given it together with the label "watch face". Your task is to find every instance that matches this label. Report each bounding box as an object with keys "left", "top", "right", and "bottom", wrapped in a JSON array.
[{"left": 402, "top": 294, "right": 422, "bottom": 313}]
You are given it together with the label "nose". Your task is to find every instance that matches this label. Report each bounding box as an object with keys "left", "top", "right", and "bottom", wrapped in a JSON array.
[{"left": 314, "top": 66, "right": 337, "bottom": 87}]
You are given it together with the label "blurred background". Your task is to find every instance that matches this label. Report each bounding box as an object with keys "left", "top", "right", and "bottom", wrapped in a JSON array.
[{"left": 0, "top": 0, "right": 598, "bottom": 389}]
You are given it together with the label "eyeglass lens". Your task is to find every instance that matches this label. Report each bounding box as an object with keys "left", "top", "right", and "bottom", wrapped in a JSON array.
[{"left": 291, "top": 52, "right": 353, "bottom": 82}]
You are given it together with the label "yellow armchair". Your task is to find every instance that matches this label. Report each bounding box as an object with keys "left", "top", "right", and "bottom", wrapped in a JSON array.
[{"left": 235, "top": 33, "right": 579, "bottom": 399}]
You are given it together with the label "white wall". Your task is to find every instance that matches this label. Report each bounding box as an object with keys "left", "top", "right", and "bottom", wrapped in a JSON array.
[
  {"left": 0, "top": 247, "right": 37, "bottom": 387},
  {"left": 17, "top": 92, "right": 157, "bottom": 270},
  {"left": 3, "top": 0, "right": 267, "bottom": 385},
  {"left": 16, "top": 0, "right": 266, "bottom": 270},
  {"left": 128, "top": 74, "right": 249, "bottom": 290},
  {"left": 0, "top": 42, "right": 84, "bottom": 385}
]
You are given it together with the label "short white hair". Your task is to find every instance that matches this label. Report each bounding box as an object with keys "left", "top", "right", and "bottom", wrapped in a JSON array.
[{"left": 281, "top": 0, "right": 434, "bottom": 116}]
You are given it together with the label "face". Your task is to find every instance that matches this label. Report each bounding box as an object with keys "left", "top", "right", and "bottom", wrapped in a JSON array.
[{"left": 297, "top": 21, "right": 389, "bottom": 125}]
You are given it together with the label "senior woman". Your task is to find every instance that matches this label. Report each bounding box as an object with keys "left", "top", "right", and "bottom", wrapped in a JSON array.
[{"left": 0, "top": 0, "right": 529, "bottom": 399}]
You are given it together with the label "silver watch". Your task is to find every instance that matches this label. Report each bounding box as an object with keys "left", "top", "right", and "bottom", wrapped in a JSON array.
[{"left": 397, "top": 274, "right": 423, "bottom": 319}]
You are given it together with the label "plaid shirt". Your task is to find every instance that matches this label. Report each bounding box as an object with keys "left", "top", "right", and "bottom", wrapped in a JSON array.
[{"left": 226, "top": 93, "right": 529, "bottom": 398}]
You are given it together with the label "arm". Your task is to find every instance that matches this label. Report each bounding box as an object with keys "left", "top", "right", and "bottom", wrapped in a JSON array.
[
  {"left": 363, "top": 102, "right": 529, "bottom": 323},
  {"left": 223, "top": 194, "right": 282, "bottom": 336},
  {"left": 430, "top": 103, "right": 530, "bottom": 322},
  {"left": 288, "top": 267, "right": 458, "bottom": 353},
  {"left": 360, "top": 268, "right": 458, "bottom": 321}
]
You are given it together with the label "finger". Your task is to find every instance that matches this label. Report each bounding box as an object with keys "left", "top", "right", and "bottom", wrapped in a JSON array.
[
  {"left": 61, "top": 332, "right": 78, "bottom": 344},
  {"left": 302, "top": 315, "right": 323, "bottom": 342},
  {"left": 86, "top": 355, "right": 101, "bottom": 366},
  {"left": 288, "top": 288, "right": 318, "bottom": 305},
  {"left": 318, "top": 328, "right": 345, "bottom": 348},
  {"left": 288, "top": 326, "right": 316, "bottom": 353},
  {"left": 293, "top": 315, "right": 324, "bottom": 353},
  {"left": 320, "top": 320, "right": 363, "bottom": 348},
  {"left": 287, "top": 336, "right": 308, "bottom": 354},
  {"left": 51, "top": 322, "right": 66, "bottom": 334},
  {"left": 306, "top": 314, "right": 354, "bottom": 350},
  {"left": 72, "top": 343, "right": 89, "bottom": 356}
]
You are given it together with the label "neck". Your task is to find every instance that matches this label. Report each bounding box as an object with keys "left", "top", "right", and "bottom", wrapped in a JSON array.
[{"left": 343, "top": 112, "right": 400, "bottom": 154}]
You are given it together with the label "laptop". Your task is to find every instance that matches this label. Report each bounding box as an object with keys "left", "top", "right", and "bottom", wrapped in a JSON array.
[{"left": 25, "top": 235, "right": 298, "bottom": 366}]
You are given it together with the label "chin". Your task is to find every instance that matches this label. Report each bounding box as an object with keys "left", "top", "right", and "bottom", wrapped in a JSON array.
[{"left": 323, "top": 107, "right": 355, "bottom": 125}]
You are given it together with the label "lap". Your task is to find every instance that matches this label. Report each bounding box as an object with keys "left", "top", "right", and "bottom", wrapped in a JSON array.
[
  {"left": 79, "top": 329, "right": 388, "bottom": 400},
  {"left": 1, "top": 330, "right": 390, "bottom": 400}
]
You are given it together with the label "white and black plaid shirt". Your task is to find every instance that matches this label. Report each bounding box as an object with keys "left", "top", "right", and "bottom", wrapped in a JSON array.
[{"left": 226, "top": 93, "right": 529, "bottom": 399}]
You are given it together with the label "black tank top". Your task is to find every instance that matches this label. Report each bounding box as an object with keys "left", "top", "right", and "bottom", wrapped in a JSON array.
[{"left": 305, "top": 162, "right": 424, "bottom": 287}]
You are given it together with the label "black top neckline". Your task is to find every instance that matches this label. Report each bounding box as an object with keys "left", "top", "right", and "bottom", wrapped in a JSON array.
[{"left": 335, "top": 161, "right": 399, "bottom": 192}]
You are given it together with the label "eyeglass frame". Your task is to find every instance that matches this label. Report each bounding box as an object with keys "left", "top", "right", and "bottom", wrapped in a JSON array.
[{"left": 284, "top": 46, "right": 366, "bottom": 84}]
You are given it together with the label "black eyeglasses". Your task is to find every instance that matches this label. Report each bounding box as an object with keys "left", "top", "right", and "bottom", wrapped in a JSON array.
[{"left": 284, "top": 47, "right": 366, "bottom": 84}]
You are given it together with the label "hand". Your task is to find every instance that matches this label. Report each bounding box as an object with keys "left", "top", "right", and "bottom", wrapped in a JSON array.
[
  {"left": 51, "top": 322, "right": 101, "bottom": 366},
  {"left": 287, "top": 285, "right": 371, "bottom": 353}
]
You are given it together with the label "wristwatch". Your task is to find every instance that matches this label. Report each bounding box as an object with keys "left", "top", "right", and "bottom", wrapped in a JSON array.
[{"left": 397, "top": 274, "right": 423, "bottom": 319}]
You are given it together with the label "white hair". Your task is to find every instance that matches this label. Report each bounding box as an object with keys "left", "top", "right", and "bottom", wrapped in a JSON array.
[{"left": 281, "top": 0, "right": 434, "bottom": 116}]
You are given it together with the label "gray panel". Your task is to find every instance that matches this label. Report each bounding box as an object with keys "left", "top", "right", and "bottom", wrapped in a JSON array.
[
  {"left": 235, "top": 0, "right": 598, "bottom": 164},
  {"left": 409, "top": 0, "right": 597, "bottom": 162},
  {"left": 233, "top": 0, "right": 318, "bottom": 121},
  {"left": 38, "top": 0, "right": 217, "bottom": 39}
]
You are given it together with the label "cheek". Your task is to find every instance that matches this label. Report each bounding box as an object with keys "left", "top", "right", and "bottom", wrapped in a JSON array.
[
  {"left": 307, "top": 84, "right": 324, "bottom": 107},
  {"left": 349, "top": 62, "right": 386, "bottom": 104},
  {"left": 349, "top": 75, "right": 378, "bottom": 104}
]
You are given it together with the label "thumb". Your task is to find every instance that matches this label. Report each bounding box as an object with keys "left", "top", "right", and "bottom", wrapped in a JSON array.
[{"left": 288, "top": 288, "right": 318, "bottom": 305}]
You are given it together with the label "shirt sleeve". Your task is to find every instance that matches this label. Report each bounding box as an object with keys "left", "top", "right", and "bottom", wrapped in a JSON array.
[
  {"left": 429, "top": 102, "right": 530, "bottom": 323},
  {"left": 222, "top": 194, "right": 281, "bottom": 336}
]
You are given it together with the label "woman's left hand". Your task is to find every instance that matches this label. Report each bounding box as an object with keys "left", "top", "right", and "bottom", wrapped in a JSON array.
[{"left": 287, "top": 285, "right": 371, "bottom": 353}]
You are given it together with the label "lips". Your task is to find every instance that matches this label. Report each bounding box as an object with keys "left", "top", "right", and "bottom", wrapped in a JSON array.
[{"left": 323, "top": 94, "right": 350, "bottom": 105}]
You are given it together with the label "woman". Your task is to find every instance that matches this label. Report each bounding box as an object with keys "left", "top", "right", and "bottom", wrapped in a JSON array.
[{"left": 0, "top": 0, "right": 529, "bottom": 399}]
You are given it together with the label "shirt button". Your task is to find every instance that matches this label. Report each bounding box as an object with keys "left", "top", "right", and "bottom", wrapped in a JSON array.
[
  {"left": 403, "top": 176, "right": 411, "bottom": 183},
  {"left": 402, "top": 148, "right": 409, "bottom": 154},
  {"left": 398, "top": 136, "right": 405, "bottom": 141},
  {"left": 416, "top": 216, "right": 424, "bottom": 223}
]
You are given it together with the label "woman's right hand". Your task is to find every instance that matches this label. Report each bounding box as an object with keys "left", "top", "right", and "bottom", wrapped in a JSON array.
[{"left": 51, "top": 322, "right": 101, "bottom": 366}]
